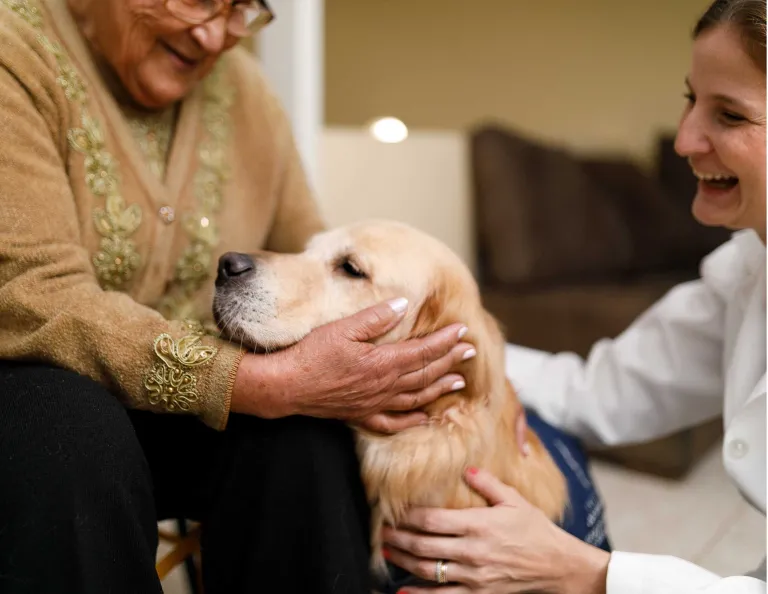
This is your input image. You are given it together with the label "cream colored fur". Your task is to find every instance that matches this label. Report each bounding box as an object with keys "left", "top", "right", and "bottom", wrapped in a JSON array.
[{"left": 213, "top": 219, "right": 568, "bottom": 579}]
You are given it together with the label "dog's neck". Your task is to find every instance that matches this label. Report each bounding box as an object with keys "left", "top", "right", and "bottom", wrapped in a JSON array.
[{"left": 422, "top": 340, "right": 509, "bottom": 421}]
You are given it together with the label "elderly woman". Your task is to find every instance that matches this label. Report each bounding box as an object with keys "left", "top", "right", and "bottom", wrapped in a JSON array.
[
  {"left": 0, "top": 1, "right": 475, "bottom": 593},
  {"left": 383, "top": 0, "right": 767, "bottom": 592}
]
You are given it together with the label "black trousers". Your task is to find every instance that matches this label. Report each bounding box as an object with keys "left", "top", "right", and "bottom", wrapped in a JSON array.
[{"left": 0, "top": 361, "right": 374, "bottom": 594}]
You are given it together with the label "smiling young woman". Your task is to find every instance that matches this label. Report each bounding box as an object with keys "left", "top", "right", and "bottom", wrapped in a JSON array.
[{"left": 676, "top": 2, "right": 766, "bottom": 240}]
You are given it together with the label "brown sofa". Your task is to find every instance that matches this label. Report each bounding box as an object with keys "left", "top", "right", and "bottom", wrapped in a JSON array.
[{"left": 470, "top": 123, "right": 730, "bottom": 478}]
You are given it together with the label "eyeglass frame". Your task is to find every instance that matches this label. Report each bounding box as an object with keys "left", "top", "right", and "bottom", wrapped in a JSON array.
[{"left": 163, "top": 0, "right": 275, "bottom": 37}]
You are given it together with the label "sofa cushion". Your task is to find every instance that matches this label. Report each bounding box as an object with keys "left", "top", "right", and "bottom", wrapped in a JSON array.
[
  {"left": 471, "top": 126, "right": 635, "bottom": 287},
  {"left": 470, "top": 125, "right": 730, "bottom": 288}
]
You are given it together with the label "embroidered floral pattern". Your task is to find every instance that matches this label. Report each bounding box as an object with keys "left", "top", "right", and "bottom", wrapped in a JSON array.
[
  {"left": 2, "top": 0, "right": 234, "bottom": 412},
  {"left": 38, "top": 36, "right": 86, "bottom": 103},
  {"left": 2, "top": 0, "right": 143, "bottom": 291},
  {"left": 157, "top": 65, "right": 234, "bottom": 321},
  {"left": 144, "top": 321, "right": 219, "bottom": 412},
  {"left": 126, "top": 107, "right": 176, "bottom": 180},
  {"left": 2, "top": 0, "right": 41, "bottom": 27}
]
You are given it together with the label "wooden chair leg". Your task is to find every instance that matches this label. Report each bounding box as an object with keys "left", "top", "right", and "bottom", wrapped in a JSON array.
[
  {"left": 177, "top": 519, "right": 202, "bottom": 594},
  {"left": 156, "top": 523, "right": 202, "bottom": 582}
]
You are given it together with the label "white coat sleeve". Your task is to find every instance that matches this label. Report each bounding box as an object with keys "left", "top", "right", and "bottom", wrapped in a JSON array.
[
  {"left": 503, "top": 239, "right": 739, "bottom": 447},
  {"left": 606, "top": 552, "right": 766, "bottom": 594}
]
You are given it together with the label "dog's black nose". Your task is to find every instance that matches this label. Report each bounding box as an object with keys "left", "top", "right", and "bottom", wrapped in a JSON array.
[{"left": 216, "top": 252, "right": 255, "bottom": 286}]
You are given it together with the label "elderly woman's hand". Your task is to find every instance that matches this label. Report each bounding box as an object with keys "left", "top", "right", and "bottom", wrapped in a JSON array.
[
  {"left": 231, "top": 298, "right": 474, "bottom": 433},
  {"left": 382, "top": 468, "right": 610, "bottom": 594}
]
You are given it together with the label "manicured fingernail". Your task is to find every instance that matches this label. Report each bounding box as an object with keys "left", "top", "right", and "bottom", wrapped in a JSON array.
[
  {"left": 462, "top": 348, "right": 477, "bottom": 360},
  {"left": 457, "top": 326, "right": 469, "bottom": 339},
  {"left": 522, "top": 441, "right": 532, "bottom": 457},
  {"left": 451, "top": 379, "right": 466, "bottom": 391},
  {"left": 397, "top": 590, "right": 409, "bottom": 594},
  {"left": 383, "top": 547, "right": 391, "bottom": 559},
  {"left": 467, "top": 466, "right": 478, "bottom": 475},
  {"left": 388, "top": 297, "right": 409, "bottom": 314}
]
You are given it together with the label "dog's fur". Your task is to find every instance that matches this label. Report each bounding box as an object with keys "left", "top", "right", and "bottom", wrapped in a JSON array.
[{"left": 213, "top": 220, "right": 567, "bottom": 578}]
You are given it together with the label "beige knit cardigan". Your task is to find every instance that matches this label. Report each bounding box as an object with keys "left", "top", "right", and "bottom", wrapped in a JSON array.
[{"left": 0, "top": 0, "right": 325, "bottom": 429}]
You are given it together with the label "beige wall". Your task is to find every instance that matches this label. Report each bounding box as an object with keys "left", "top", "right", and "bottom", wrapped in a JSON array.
[
  {"left": 325, "top": 0, "right": 711, "bottom": 166},
  {"left": 317, "top": 129, "right": 474, "bottom": 267}
]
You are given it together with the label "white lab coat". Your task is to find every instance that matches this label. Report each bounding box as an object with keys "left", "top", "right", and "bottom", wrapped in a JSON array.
[{"left": 504, "top": 229, "right": 766, "bottom": 594}]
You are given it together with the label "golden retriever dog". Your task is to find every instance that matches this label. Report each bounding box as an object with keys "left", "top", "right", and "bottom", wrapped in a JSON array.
[{"left": 212, "top": 219, "right": 567, "bottom": 580}]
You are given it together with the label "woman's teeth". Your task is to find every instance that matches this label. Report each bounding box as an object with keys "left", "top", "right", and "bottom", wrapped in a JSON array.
[
  {"left": 693, "top": 170, "right": 738, "bottom": 182},
  {"left": 693, "top": 169, "right": 739, "bottom": 189}
]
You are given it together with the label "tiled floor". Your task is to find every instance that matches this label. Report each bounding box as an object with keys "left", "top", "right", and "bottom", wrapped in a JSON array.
[
  {"left": 160, "top": 439, "right": 766, "bottom": 593},
  {"left": 591, "top": 439, "right": 765, "bottom": 577}
]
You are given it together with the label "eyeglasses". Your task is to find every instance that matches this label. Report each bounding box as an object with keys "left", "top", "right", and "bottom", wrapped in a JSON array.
[{"left": 164, "top": 0, "right": 274, "bottom": 38}]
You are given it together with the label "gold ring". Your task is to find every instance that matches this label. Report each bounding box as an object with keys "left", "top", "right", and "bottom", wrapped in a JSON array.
[{"left": 435, "top": 559, "right": 448, "bottom": 584}]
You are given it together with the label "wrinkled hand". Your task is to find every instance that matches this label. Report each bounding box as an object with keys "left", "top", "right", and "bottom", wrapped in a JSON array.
[
  {"left": 382, "top": 468, "right": 609, "bottom": 594},
  {"left": 233, "top": 298, "right": 475, "bottom": 433}
]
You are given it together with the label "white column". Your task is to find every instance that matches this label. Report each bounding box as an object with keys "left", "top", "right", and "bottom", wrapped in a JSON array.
[{"left": 257, "top": 0, "right": 324, "bottom": 191}]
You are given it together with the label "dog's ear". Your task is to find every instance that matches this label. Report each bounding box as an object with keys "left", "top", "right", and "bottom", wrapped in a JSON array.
[{"left": 410, "top": 279, "right": 505, "bottom": 405}]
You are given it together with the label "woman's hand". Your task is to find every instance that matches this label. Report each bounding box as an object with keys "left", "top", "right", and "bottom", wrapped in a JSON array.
[
  {"left": 382, "top": 468, "right": 610, "bottom": 594},
  {"left": 231, "top": 298, "right": 475, "bottom": 433}
]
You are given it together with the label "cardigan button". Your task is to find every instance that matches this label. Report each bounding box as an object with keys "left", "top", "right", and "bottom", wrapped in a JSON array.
[
  {"left": 727, "top": 438, "right": 749, "bottom": 460},
  {"left": 159, "top": 206, "right": 176, "bottom": 224}
]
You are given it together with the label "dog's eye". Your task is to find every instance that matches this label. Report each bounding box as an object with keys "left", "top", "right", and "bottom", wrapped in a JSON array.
[{"left": 339, "top": 258, "right": 367, "bottom": 279}]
